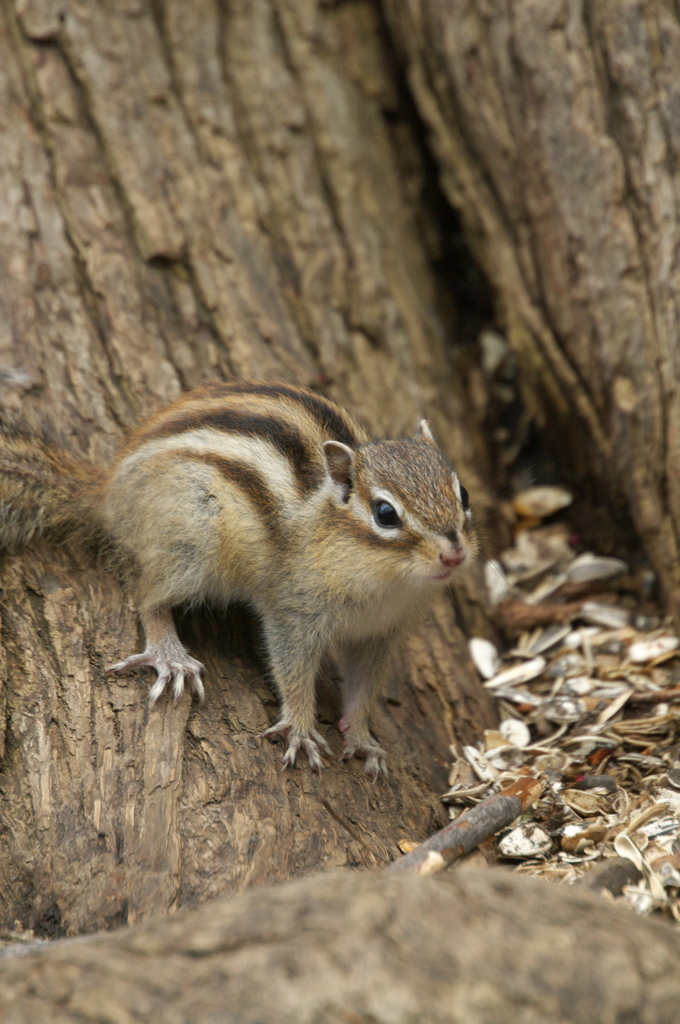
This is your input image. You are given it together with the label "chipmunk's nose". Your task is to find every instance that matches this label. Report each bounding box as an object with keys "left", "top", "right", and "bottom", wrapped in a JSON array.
[{"left": 440, "top": 544, "right": 466, "bottom": 568}]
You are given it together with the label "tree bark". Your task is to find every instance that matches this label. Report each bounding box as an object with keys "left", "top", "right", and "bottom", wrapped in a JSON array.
[
  {"left": 2, "top": 868, "right": 680, "bottom": 1024},
  {"left": 383, "top": 0, "right": 680, "bottom": 618},
  {"left": 0, "top": 0, "right": 496, "bottom": 935}
]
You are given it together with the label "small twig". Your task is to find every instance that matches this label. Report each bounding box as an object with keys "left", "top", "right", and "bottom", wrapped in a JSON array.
[
  {"left": 554, "top": 575, "right": 642, "bottom": 601},
  {"left": 387, "top": 776, "right": 544, "bottom": 875},
  {"left": 492, "top": 598, "right": 607, "bottom": 633},
  {"left": 627, "top": 686, "right": 680, "bottom": 706}
]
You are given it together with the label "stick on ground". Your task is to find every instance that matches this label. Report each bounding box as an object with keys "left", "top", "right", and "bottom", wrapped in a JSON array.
[{"left": 389, "top": 776, "right": 544, "bottom": 875}]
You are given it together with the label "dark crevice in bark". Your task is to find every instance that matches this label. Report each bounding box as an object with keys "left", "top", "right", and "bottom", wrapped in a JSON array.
[
  {"left": 376, "top": 1, "right": 643, "bottom": 564},
  {"left": 372, "top": 3, "right": 545, "bottom": 513},
  {"left": 378, "top": 4, "right": 599, "bottom": 534},
  {"left": 376, "top": 18, "right": 495, "bottom": 343}
]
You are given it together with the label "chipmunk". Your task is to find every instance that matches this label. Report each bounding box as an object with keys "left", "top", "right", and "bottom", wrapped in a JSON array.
[{"left": 0, "top": 381, "right": 477, "bottom": 778}]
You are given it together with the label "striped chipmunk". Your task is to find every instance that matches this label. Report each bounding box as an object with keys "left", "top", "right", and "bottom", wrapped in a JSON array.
[{"left": 0, "top": 381, "right": 477, "bottom": 779}]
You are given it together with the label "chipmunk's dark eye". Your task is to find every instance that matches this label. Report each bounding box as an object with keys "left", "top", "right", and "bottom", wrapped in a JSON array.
[
  {"left": 373, "top": 500, "right": 401, "bottom": 529},
  {"left": 460, "top": 485, "right": 470, "bottom": 511}
]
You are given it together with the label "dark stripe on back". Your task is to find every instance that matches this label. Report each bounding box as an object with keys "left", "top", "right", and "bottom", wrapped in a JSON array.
[
  {"left": 134, "top": 409, "right": 322, "bottom": 493},
  {"left": 185, "top": 452, "right": 286, "bottom": 543},
  {"left": 204, "top": 382, "right": 360, "bottom": 447}
]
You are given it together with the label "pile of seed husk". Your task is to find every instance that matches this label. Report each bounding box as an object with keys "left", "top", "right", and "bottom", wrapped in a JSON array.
[{"left": 448, "top": 486, "right": 680, "bottom": 921}]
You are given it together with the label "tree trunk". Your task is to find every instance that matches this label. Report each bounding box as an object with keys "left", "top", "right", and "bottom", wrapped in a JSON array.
[
  {"left": 0, "top": 0, "right": 496, "bottom": 935},
  {"left": 383, "top": 0, "right": 680, "bottom": 617}
]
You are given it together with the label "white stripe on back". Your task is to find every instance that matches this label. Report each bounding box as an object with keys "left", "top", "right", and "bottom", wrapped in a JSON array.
[{"left": 115, "top": 429, "right": 300, "bottom": 504}]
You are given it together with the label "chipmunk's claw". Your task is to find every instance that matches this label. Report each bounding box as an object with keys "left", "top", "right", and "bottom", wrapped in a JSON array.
[
  {"left": 107, "top": 647, "right": 204, "bottom": 703},
  {"left": 263, "top": 721, "right": 331, "bottom": 771},
  {"left": 341, "top": 737, "right": 388, "bottom": 781}
]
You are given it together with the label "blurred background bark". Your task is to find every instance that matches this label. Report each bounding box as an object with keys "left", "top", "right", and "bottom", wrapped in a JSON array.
[{"left": 0, "top": 0, "right": 677, "bottom": 943}]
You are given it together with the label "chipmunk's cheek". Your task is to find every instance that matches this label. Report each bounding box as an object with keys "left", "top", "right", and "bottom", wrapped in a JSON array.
[{"left": 411, "top": 545, "right": 446, "bottom": 581}]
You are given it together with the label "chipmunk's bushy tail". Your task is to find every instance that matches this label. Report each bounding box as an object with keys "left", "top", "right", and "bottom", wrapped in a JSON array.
[{"left": 0, "top": 419, "right": 105, "bottom": 550}]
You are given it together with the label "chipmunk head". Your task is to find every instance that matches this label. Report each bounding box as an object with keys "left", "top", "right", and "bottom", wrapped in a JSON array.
[{"left": 323, "top": 419, "right": 477, "bottom": 584}]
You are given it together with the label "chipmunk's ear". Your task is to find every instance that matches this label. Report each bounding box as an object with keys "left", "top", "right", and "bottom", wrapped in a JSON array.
[
  {"left": 416, "top": 418, "right": 436, "bottom": 444},
  {"left": 323, "top": 441, "right": 355, "bottom": 489}
]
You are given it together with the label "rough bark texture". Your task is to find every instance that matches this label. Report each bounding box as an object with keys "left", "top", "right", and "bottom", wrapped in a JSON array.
[
  {"left": 2, "top": 868, "right": 680, "bottom": 1024},
  {"left": 384, "top": 0, "right": 680, "bottom": 616},
  {"left": 0, "top": 0, "right": 497, "bottom": 935}
]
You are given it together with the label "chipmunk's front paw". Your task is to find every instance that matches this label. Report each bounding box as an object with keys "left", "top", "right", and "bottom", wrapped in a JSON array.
[
  {"left": 340, "top": 736, "right": 388, "bottom": 781},
  {"left": 262, "top": 720, "right": 331, "bottom": 772},
  {"left": 107, "top": 646, "right": 205, "bottom": 704}
]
